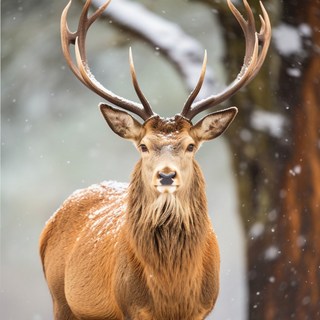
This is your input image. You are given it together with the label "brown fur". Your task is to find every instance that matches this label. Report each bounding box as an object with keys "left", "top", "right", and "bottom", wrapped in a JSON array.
[{"left": 40, "top": 116, "right": 223, "bottom": 320}]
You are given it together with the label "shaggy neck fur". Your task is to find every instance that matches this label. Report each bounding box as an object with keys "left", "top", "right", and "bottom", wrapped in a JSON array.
[{"left": 126, "top": 159, "right": 210, "bottom": 272}]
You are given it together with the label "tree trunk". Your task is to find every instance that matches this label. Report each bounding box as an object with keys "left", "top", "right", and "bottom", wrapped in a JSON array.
[
  {"left": 203, "top": 0, "right": 320, "bottom": 318},
  {"left": 260, "top": 1, "right": 320, "bottom": 318}
]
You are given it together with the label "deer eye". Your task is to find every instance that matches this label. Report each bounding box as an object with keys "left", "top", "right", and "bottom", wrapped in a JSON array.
[
  {"left": 139, "top": 144, "right": 149, "bottom": 153},
  {"left": 186, "top": 144, "right": 195, "bottom": 152}
]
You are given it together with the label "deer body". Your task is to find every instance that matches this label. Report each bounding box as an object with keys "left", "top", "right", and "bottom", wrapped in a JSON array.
[
  {"left": 41, "top": 179, "right": 219, "bottom": 320},
  {"left": 40, "top": 117, "right": 220, "bottom": 320},
  {"left": 40, "top": 0, "right": 270, "bottom": 319}
]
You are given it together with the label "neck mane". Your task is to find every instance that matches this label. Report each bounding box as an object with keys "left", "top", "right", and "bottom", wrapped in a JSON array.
[{"left": 126, "top": 160, "right": 210, "bottom": 271}]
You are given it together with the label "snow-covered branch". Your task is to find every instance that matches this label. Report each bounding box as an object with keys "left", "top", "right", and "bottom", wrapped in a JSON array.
[{"left": 91, "top": 0, "right": 219, "bottom": 101}]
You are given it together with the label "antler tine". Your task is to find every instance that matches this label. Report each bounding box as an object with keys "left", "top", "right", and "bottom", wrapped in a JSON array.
[
  {"left": 129, "top": 48, "right": 154, "bottom": 119},
  {"left": 181, "top": 0, "right": 271, "bottom": 121},
  {"left": 61, "top": 0, "right": 155, "bottom": 121},
  {"left": 76, "top": 0, "right": 111, "bottom": 60},
  {"left": 252, "top": 1, "right": 272, "bottom": 78},
  {"left": 61, "top": 0, "right": 83, "bottom": 82},
  {"left": 180, "top": 50, "right": 207, "bottom": 119}
]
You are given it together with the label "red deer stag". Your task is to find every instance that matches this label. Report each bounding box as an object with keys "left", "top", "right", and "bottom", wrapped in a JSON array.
[{"left": 40, "top": 0, "right": 271, "bottom": 319}]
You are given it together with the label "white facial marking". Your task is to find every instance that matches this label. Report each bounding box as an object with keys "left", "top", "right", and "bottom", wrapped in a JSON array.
[{"left": 156, "top": 185, "right": 178, "bottom": 194}]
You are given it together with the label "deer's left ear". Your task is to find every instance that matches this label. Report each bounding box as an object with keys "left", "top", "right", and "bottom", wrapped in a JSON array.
[
  {"left": 191, "top": 107, "right": 238, "bottom": 141},
  {"left": 100, "top": 103, "right": 142, "bottom": 140}
]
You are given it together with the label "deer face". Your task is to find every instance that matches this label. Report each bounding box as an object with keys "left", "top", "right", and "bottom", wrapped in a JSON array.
[
  {"left": 100, "top": 104, "right": 237, "bottom": 194},
  {"left": 137, "top": 115, "right": 196, "bottom": 195}
]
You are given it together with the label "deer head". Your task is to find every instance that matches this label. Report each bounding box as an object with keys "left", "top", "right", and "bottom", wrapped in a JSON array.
[
  {"left": 61, "top": 0, "right": 271, "bottom": 195},
  {"left": 100, "top": 106, "right": 238, "bottom": 196}
]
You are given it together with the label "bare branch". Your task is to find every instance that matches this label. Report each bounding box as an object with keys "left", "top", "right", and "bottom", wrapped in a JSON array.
[{"left": 90, "top": 0, "right": 218, "bottom": 102}]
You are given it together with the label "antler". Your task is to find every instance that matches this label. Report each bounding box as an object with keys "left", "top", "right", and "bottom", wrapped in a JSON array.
[
  {"left": 180, "top": 0, "right": 271, "bottom": 120},
  {"left": 61, "top": 0, "right": 155, "bottom": 121}
]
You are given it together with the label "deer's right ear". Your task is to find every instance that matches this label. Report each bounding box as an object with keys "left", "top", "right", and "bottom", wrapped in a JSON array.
[{"left": 100, "top": 104, "right": 142, "bottom": 140}]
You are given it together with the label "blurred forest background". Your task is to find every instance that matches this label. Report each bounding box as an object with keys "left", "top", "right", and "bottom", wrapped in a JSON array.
[{"left": 1, "top": 0, "right": 319, "bottom": 319}]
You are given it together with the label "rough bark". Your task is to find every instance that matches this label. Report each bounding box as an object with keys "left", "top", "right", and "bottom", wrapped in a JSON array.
[
  {"left": 261, "top": 1, "right": 320, "bottom": 318},
  {"left": 209, "top": 0, "right": 320, "bottom": 318}
]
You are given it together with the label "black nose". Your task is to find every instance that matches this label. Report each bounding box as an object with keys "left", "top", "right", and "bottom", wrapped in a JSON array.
[{"left": 158, "top": 172, "right": 176, "bottom": 186}]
